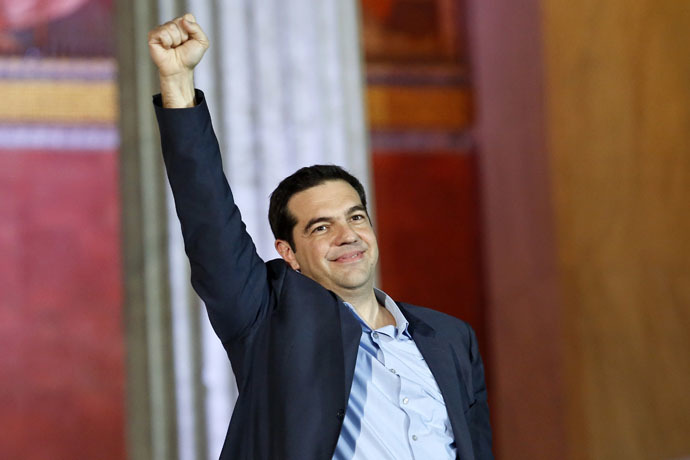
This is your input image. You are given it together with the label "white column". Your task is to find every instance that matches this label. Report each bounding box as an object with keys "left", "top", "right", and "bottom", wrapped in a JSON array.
[{"left": 162, "top": 1, "right": 369, "bottom": 458}]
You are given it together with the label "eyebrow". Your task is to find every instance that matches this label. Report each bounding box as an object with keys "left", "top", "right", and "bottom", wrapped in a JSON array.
[{"left": 302, "top": 205, "right": 367, "bottom": 234}]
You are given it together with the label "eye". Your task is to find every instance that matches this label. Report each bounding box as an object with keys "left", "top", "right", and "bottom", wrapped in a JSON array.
[
  {"left": 312, "top": 224, "right": 328, "bottom": 234},
  {"left": 351, "top": 214, "right": 366, "bottom": 222}
]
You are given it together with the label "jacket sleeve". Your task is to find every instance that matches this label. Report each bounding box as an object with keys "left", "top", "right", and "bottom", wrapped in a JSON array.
[
  {"left": 154, "top": 91, "right": 271, "bottom": 344},
  {"left": 466, "top": 324, "right": 494, "bottom": 459}
]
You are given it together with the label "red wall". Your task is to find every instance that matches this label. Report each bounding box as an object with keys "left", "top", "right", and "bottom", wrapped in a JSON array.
[
  {"left": 362, "top": 0, "right": 486, "bottom": 340},
  {"left": 373, "top": 152, "right": 484, "bottom": 335},
  {"left": 0, "top": 151, "right": 125, "bottom": 459},
  {"left": 0, "top": 2, "right": 125, "bottom": 456}
]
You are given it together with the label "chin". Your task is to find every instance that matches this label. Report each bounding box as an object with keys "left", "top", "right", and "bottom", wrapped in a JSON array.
[{"left": 335, "top": 273, "right": 374, "bottom": 291}]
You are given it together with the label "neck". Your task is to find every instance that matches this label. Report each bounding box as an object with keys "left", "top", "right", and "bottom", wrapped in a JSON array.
[{"left": 338, "top": 287, "right": 395, "bottom": 330}]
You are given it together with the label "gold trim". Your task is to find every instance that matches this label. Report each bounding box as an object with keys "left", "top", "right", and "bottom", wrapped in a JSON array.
[
  {"left": 0, "top": 81, "right": 117, "bottom": 123},
  {"left": 367, "top": 86, "right": 471, "bottom": 130}
]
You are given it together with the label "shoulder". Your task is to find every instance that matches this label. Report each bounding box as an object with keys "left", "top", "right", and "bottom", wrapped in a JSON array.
[{"left": 266, "top": 258, "right": 342, "bottom": 305}]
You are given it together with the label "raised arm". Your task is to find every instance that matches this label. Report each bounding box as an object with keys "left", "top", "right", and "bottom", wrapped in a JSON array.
[{"left": 149, "top": 15, "right": 272, "bottom": 344}]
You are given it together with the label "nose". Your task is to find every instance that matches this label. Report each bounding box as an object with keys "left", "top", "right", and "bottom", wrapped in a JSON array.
[{"left": 334, "top": 222, "right": 359, "bottom": 245}]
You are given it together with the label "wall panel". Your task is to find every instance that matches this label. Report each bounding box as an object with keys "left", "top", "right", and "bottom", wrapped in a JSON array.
[
  {"left": 0, "top": 1, "right": 124, "bottom": 458},
  {"left": 543, "top": 1, "right": 690, "bottom": 458},
  {"left": 0, "top": 151, "right": 124, "bottom": 460},
  {"left": 466, "top": 0, "right": 568, "bottom": 457}
]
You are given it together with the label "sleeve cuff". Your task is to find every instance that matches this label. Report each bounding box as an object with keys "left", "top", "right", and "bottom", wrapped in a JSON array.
[{"left": 152, "top": 89, "right": 206, "bottom": 109}]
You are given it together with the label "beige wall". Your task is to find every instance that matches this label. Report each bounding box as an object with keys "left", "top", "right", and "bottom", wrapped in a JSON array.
[{"left": 543, "top": 1, "right": 690, "bottom": 459}]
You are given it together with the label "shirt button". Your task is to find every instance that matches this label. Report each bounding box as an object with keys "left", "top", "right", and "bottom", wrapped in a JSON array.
[
  {"left": 389, "top": 368, "right": 396, "bottom": 374},
  {"left": 402, "top": 397, "right": 409, "bottom": 405},
  {"left": 372, "top": 331, "right": 379, "bottom": 339},
  {"left": 412, "top": 435, "right": 418, "bottom": 441}
]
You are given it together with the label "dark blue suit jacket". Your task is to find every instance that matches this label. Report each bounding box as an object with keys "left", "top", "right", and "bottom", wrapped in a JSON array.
[{"left": 154, "top": 92, "right": 493, "bottom": 460}]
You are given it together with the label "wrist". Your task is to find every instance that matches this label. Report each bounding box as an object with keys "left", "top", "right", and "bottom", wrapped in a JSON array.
[{"left": 159, "top": 71, "right": 196, "bottom": 108}]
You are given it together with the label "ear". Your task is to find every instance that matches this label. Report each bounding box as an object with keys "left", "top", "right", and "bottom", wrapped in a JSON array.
[{"left": 275, "top": 239, "right": 300, "bottom": 271}]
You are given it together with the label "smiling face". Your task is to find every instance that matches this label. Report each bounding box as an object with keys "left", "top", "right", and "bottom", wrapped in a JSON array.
[{"left": 274, "top": 180, "right": 379, "bottom": 297}]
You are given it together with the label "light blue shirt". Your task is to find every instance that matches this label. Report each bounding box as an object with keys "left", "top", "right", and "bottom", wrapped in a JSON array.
[{"left": 333, "top": 289, "right": 457, "bottom": 460}]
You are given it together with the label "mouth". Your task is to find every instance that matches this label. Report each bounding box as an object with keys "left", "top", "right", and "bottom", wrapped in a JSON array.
[{"left": 331, "top": 250, "right": 365, "bottom": 263}]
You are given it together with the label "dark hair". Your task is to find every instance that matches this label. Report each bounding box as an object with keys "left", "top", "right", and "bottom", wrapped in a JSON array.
[{"left": 268, "top": 165, "right": 368, "bottom": 250}]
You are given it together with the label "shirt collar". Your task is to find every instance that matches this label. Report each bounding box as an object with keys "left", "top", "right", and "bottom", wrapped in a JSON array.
[
  {"left": 342, "top": 289, "right": 411, "bottom": 339},
  {"left": 373, "top": 288, "right": 411, "bottom": 339}
]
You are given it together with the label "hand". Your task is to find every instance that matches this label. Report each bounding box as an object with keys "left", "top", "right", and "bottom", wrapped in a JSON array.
[
  {"left": 148, "top": 13, "right": 208, "bottom": 77},
  {"left": 148, "top": 13, "right": 209, "bottom": 107}
]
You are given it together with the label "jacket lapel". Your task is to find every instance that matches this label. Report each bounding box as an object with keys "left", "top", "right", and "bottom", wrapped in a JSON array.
[
  {"left": 401, "top": 306, "right": 475, "bottom": 460},
  {"left": 338, "top": 300, "right": 363, "bottom": 404}
]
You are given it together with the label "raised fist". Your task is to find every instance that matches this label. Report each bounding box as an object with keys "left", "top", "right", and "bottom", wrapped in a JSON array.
[{"left": 148, "top": 13, "right": 209, "bottom": 77}]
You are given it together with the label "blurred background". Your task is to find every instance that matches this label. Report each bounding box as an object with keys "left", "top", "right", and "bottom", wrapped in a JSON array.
[{"left": 1, "top": 0, "right": 689, "bottom": 459}]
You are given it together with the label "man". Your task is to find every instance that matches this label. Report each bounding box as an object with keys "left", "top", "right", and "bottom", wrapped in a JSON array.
[{"left": 149, "top": 14, "right": 493, "bottom": 460}]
